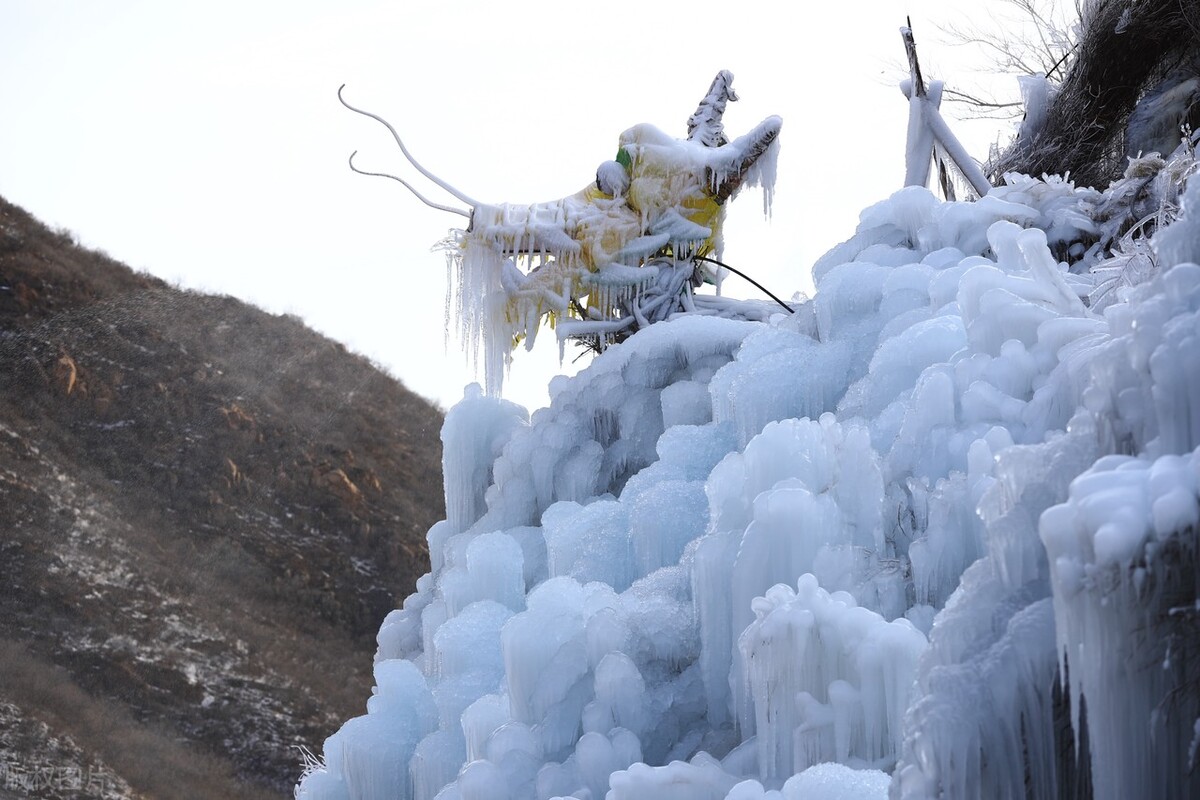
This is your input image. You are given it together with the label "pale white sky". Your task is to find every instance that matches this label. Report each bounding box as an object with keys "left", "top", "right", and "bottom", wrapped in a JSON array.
[{"left": 0, "top": 0, "right": 1038, "bottom": 411}]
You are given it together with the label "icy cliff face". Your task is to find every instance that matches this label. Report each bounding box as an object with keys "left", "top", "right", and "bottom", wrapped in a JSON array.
[{"left": 298, "top": 162, "right": 1200, "bottom": 799}]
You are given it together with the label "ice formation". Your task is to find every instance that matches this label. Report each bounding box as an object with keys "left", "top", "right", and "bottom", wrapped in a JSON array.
[
  {"left": 300, "top": 130, "right": 1200, "bottom": 798},
  {"left": 444, "top": 108, "right": 781, "bottom": 395},
  {"left": 342, "top": 73, "right": 780, "bottom": 396}
]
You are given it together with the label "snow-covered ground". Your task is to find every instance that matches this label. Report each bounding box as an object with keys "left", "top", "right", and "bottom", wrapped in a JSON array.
[{"left": 295, "top": 145, "right": 1200, "bottom": 798}]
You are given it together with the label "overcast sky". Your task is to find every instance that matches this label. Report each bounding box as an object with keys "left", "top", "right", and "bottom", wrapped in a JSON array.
[{"left": 0, "top": 0, "right": 1042, "bottom": 411}]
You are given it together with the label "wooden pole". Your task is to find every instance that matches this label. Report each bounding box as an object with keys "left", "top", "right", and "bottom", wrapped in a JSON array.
[
  {"left": 902, "top": 18, "right": 926, "bottom": 98},
  {"left": 900, "top": 20, "right": 991, "bottom": 199},
  {"left": 902, "top": 21, "right": 934, "bottom": 188}
]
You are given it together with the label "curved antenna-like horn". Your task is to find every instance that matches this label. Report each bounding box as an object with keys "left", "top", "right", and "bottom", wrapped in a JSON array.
[
  {"left": 338, "top": 83, "right": 480, "bottom": 209},
  {"left": 347, "top": 151, "right": 470, "bottom": 218}
]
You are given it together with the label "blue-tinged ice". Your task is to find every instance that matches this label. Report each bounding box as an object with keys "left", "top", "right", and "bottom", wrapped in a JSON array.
[{"left": 299, "top": 153, "right": 1200, "bottom": 800}]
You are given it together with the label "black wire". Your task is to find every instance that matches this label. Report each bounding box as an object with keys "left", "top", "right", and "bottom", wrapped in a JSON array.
[
  {"left": 1045, "top": 42, "right": 1079, "bottom": 82},
  {"left": 694, "top": 256, "right": 794, "bottom": 314}
]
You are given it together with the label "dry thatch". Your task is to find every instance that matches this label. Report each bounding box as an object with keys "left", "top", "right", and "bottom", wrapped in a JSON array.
[{"left": 990, "top": 0, "right": 1200, "bottom": 188}]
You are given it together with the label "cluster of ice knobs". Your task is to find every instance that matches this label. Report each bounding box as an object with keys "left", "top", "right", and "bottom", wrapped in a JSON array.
[{"left": 299, "top": 103, "right": 1200, "bottom": 799}]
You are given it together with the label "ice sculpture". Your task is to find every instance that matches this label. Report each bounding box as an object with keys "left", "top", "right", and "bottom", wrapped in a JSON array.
[
  {"left": 340, "top": 71, "right": 782, "bottom": 394},
  {"left": 303, "top": 63, "right": 1200, "bottom": 800}
]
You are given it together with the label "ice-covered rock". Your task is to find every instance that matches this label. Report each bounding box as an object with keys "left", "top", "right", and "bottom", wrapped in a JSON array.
[
  {"left": 1040, "top": 449, "right": 1200, "bottom": 800},
  {"left": 299, "top": 159, "right": 1200, "bottom": 800}
]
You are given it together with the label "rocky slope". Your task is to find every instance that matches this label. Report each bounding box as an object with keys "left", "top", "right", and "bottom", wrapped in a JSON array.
[{"left": 0, "top": 196, "right": 445, "bottom": 798}]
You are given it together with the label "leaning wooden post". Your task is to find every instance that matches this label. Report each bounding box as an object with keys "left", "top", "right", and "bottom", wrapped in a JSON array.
[
  {"left": 921, "top": 102, "right": 992, "bottom": 197},
  {"left": 902, "top": 17, "right": 926, "bottom": 97},
  {"left": 902, "top": 21, "right": 935, "bottom": 189},
  {"left": 900, "top": 20, "right": 992, "bottom": 199}
]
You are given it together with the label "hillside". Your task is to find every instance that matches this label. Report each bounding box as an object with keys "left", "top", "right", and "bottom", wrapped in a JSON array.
[{"left": 0, "top": 196, "right": 446, "bottom": 798}]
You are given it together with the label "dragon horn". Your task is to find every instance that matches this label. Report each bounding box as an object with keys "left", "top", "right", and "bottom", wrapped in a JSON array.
[{"left": 711, "top": 115, "right": 782, "bottom": 205}]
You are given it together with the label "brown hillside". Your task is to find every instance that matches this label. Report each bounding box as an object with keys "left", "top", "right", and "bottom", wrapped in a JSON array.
[{"left": 0, "top": 196, "right": 445, "bottom": 798}]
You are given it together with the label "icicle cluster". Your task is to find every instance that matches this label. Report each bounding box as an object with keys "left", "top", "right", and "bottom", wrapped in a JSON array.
[
  {"left": 299, "top": 149, "right": 1200, "bottom": 799},
  {"left": 443, "top": 114, "right": 781, "bottom": 395}
]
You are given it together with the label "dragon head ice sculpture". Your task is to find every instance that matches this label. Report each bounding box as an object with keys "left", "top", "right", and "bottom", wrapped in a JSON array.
[{"left": 341, "top": 71, "right": 781, "bottom": 393}]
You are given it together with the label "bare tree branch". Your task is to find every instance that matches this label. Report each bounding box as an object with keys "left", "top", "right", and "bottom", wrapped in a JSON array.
[{"left": 938, "top": 0, "right": 1079, "bottom": 121}]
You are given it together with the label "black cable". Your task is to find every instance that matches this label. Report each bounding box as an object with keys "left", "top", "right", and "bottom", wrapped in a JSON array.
[{"left": 694, "top": 256, "right": 795, "bottom": 314}]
